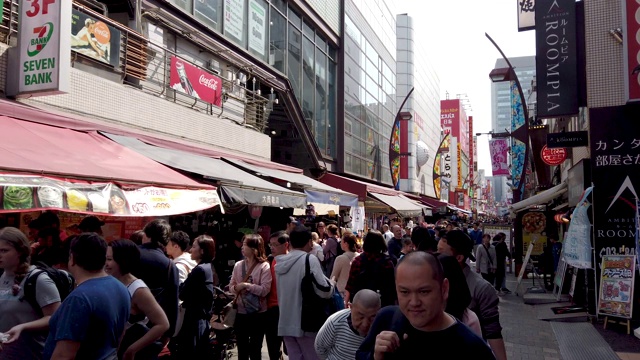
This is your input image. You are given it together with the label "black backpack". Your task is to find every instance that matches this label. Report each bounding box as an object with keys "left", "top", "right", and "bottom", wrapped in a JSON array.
[
  {"left": 22, "top": 261, "right": 75, "bottom": 315},
  {"left": 300, "top": 254, "right": 337, "bottom": 332}
]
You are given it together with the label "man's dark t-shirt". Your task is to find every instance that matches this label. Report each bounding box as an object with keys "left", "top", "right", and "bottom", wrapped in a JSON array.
[{"left": 356, "top": 306, "right": 496, "bottom": 360}]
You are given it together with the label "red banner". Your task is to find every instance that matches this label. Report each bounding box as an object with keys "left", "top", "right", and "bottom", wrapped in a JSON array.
[
  {"left": 624, "top": 0, "right": 640, "bottom": 101},
  {"left": 170, "top": 56, "right": 223, "bottom": 106}
]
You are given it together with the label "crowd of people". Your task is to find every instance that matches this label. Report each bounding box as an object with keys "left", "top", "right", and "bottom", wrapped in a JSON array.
[{"left": 0, "top": 211, "right": 511, "bottom": 360}]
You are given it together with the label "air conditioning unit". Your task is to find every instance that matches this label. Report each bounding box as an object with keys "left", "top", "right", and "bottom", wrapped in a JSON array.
[{"left": 206, "top": 60, "right": 220, "bottom": 75}]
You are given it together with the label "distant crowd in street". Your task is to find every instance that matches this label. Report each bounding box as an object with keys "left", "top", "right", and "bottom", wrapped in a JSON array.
[{"left": 0, "top": 211, "right": 514, "bottom": 360}]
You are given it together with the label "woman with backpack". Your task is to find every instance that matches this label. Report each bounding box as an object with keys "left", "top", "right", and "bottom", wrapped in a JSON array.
[
  {"left": 0, "top": 227, "right": 61, "bottom": 359},
  {"left": 330, "top": 233, "right": 357, "bottom": 301},
  {"left": 105, "top": 239, "right": 169, "bottom": 360},
  {"left": 229, "top": 234, "right": 272, "bottom": 360},
  {"left": 344, "top": 230, "right": 396, "bottom": 307},
  {"left": 175, "top": 235, "right": 217, "bottom": 358}
]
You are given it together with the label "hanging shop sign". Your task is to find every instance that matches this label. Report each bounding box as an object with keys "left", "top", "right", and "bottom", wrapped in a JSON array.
[
  {"left": 598, "top": 255, "right": 636, "bottom": 319},
  {"left": 623, "top": 0, "right": 640, "bottom": 102},
  {"left": 170, "top": 56, "right": 223, "bottom": 106},
  {"left": 518, "top": 0, "right": 535, "bottom": 31},
  {"left": 0, "top": 174, "right": 222, "bottom": 216},
  {"left": 510, "top": 81, "right": 527, "bottom": 197},
  {"left": 541, "top": 145, "right": 567, "bottom": 166},
  {"left": 535, "top": 0, "right": 578, "bottom": 117},
  {"left": 7, "top": 0, "right": 71, "bottom": 97},
  {"left": 71, "top": 9, "right": 121, "bottom": 67},
  {"left": 562, "top": 187, "right": 593, "bottom": 269},
  {"left": 547, "top": 131, "right": 589, "bottom": 148}
]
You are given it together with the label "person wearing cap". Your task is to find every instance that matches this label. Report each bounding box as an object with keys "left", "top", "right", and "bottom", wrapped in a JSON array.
[
  {"left": 437, "top": 230, "right": 507, "bottom": 360},
  {"left": 78, "top": 216, "right": 105, "bottom": 235}
]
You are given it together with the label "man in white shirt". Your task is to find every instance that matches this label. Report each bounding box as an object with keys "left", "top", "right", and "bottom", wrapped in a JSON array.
[
  {"left": 315, "top": 290, "right": 381, "bottom": 360},
  {"left": 166, "top": 231, "right": 197, "bottom": 284},
  {"left": 382, "top": 224, "right": 393, "bottom": 244}
]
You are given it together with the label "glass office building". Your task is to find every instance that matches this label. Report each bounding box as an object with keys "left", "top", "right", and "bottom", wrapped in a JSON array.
[
  {"left": 342, "top": 0, "right": 397, "bottom": 184},
  {"left": 165, "top": 0, "right": 340, "bottom": 159},
  {"left": 491, "top": 56, "right": 535, "bottom": 134}
]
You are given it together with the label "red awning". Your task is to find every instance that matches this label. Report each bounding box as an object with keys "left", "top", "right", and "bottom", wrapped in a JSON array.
[
  {"left": 0, "top": 98, "right": 301, "bottom": 173},
  {"left": 318, "top": 173, "right": 397, "bottom": 201},
  {"left": 0, "top": 116, "right": 211, "bottom": 189},
  {"left": 421, "top": 196, "right": 448, "bottom": 209}
]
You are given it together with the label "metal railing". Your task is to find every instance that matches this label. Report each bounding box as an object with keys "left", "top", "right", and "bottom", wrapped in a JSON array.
[{"left": 0, "top": 1, "right": 271, "bottom": 132}]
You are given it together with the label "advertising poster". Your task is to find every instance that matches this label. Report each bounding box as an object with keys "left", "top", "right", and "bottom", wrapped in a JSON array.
[
  {"left": 598, "top": 255, "right": 635, "bottom": 319},
  {"left": 590, "top": 105, "right": 640, "bottom": 279},
  {"left": 71, "top": 9, "right": 120, "bottom": 67},
  {"left": 484, "top": 224, "right": 512, "bottom": 251},
  {"left": 510, "top": 81, "right": 527, "bottom": 194},
  {"left": 518, "top": 0, "right": 535, "bottom": 31},
  {"left": 169, "top": 56, "right": 223, "bottom": 106},
  {"left": 0, "top": 174, "right": 222, "bottom": 217},
  {"left": 432, "top": 133, "right": 451, "bottom": 200},
  {"left": 195, "top": 0, "right": 219, "bottom": 28},
  {"left": 521, "top": 211, "right": 546, "bottom": 255},
  {"left": 248, "top": 0, "right": 266, "bottom": 56},
  {"left": 489, "top": 138, "right": 509, "bottom": 176},
  {"left": 562, "top": 187, "right": 593, "bottom": 269},
  {"left": 224, "top": 0, "right": 245, "bottom": 42}
]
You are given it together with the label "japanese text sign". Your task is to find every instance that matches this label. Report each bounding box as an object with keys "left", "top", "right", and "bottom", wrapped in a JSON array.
[
  {"left": 9, "top": 0, "right": 71, "bottom": 97},
  {"left": 598, "top": 255, "right": 635, "bottom": 319},
  {"left": 518, "top": 0, "right": 535, "bottom": 31}
]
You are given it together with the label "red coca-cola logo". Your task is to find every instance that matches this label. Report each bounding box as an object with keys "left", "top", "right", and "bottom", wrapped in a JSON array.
[
  {"left": 199, "top": 75, "right": 219, "bottom": 91},
  {"left": 541, "top": 145, "right": 567, "bottom": 166}
]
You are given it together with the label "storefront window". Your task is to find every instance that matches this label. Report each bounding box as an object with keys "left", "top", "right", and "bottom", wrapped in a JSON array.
[
  {"left": 248, "top": 0, "right": 268, "bottom": 62},
  {"left": 269, "top": 8, "right": 286, "bottom": 72},
  {"left": 315, "top": 51, "right": 327, "bottom": 155},
  {"left": 223, "top": 0, "right": 246, "bottom": 47},
  {"left": 270, "top": 0, "right": 286, "bottom": 14},
  {"left": 195, "top": 0, "right": 221, "bottom": 30},
  {"left": 302, "top": 37, "right": 315, "bottom": 123},
  {"left": 288, "top": 7, "right": 302, "bottom": 29},
  {"left": 170, "top": 0, "right": 193, "bottom": 14},
  {"left": 327, "top": 60, "right": 337, "bottom": 157},
  {"left": 288, "top": 26, "right": 302, "bottom": 99}
]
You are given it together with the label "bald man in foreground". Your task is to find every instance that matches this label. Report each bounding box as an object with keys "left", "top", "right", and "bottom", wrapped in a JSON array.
[
  {"left": 315, "top": 290, "right": 381, "bottom": 360},
  {"left": 356, "top": 252, "right": 496, "bottom": 360}
]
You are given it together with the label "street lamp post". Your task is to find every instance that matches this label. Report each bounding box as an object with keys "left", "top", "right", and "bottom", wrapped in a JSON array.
[{"left": 485, "top": 33, "right": 531, "bottom": 203}]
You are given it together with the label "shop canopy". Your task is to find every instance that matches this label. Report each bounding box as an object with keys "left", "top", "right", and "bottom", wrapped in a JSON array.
[
  {"left": 368, "top": 193, "right": 426, "bottom": 217},
  {"left": 104, "top": 134, "right": 307, "bottom": 209},
  {"left": 225, "top": 159, "right": 358, "bottom": 207},
  {"left": 509, "top": 181, "right": 568, "bottom": 214},
  {"left": 448, "top": 205, "right": 472, "bottom": 216},
  {"left": 0, "top": 117, "right": 221, "bottom": 216},
  {"left": 319, "top": 173, "right": 429, "bottom": 217},
  {"left": 0, "top": 116, "right": 212, "bottom": 188}
]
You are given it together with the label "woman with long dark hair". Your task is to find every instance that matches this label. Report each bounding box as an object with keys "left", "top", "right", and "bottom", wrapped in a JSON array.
[
  {"left": 175, "top": 235, "right": 216, "bottom": 357},
  {"left": 229, "top": 234, "right": 272, "bottom": 360},
  {"left": 0, "top": 227, "right": 61, "bottom": 359},
  {"left": 345, "top": 230, "right": 396, "bottom": 307},
  {"left": 105, "top": 239, "right": 169, "bottom": 360}
]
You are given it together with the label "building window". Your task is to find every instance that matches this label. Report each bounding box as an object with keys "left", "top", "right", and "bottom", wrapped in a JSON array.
[
  {"left": 269, "top": 8, "right": 286, "bottom": 72},
  {"left": 315, "top": 50, "right": 327, "bottom": 155},
  {"left": 287, "top": 26, "right": 302, "bottom": 99}
]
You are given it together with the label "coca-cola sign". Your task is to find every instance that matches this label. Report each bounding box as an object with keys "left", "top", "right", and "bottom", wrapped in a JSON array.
[
  {"left": 71, "top": 9, "right": 121, "bottom": 67},
  {"left": 169, "top": 56, "right": 223, "bottom": 106}
]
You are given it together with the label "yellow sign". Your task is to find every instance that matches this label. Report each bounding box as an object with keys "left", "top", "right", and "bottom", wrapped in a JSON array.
[{"left": 457, "top": 142, "right": 462, "bottom": 188}]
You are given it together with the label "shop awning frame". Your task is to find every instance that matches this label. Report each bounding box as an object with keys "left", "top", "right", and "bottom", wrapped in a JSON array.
[
  {"left": 226, "top": 159, "right": 358, "bottom": 207},
  {"left": 510, "top": 181, "right": 568, "bottom": 213},
  {"left": 0, "top": 117, "right": 212, "bottom": 190},
  {"left": 104, "top": 134, "right": 307, "bottom": 208},
  {"left": 368, "top": 193, "right": 426, "bottom": 217}
]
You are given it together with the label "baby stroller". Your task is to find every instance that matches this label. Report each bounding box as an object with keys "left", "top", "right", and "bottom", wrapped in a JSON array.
[{"left": 209, "top": 286, "right": 236, "bottom": 360}]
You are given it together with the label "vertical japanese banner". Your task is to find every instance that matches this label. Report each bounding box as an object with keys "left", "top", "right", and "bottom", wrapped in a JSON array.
[
  {"left": 510, "top": 81, "right": 526, "bottom": 193},
  {"left": 432, "top": 134, "right": 451, "bottom": 200},
  {"left": 489, "top": 138, "right": 510, "bottom": 176},
  {"left": 591, "top": 105, "right": 640, "bottom": 306},
  {"left": 535, "top": 0, "right": 578, "bottom": 117},
  {"left": 451, "top": 137, "right": 459, "bottom": 194}
]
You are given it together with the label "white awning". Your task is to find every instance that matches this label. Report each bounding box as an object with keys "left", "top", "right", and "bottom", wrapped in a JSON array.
[
  {"left": 368, "top": 193, "right": 426, "bottom": 217},
  {"left": 510, "top": 182, "right": 568, "bottom": 213}
]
